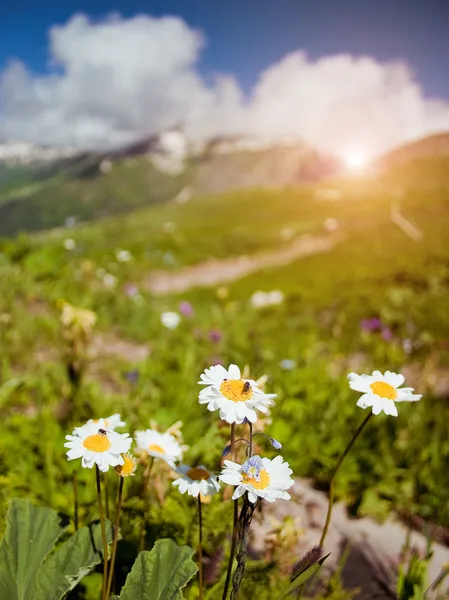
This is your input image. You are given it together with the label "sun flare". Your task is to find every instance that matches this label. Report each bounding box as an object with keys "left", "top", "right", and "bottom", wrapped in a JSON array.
[{"left": 344, "top": 152, "right": 369, "bottom": 171}]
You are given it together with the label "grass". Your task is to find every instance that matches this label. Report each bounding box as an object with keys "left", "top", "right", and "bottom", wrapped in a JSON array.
[{"left": 0, "top": 156, "right": 449, "bottom": 596}]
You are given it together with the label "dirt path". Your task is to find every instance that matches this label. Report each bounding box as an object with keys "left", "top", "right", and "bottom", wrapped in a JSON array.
[
  {"left": 145, "top": 232, "right": 341, "bottom": 295},
  {"left": 252, "top": 478, "right": 449, "bottom": 598}
]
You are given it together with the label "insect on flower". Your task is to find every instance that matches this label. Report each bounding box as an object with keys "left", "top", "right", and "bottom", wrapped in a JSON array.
[
  {"left": 65, "top": 423, "right": 132, "bottom": 472},
  {"left": 198, "top": 364, "right": 276, "bottom": 424}
]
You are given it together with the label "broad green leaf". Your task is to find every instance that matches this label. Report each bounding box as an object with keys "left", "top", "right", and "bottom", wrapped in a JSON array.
[
  {"left": 276, "top": 554, "right": 330, "bottom": 600},
  {"left": 0, "top": 498, "right": 63, "bottom": 600},
  {"left": 34, "top": 522, "right": 113, "bottom": 600},
  {"left": 0, "top": 498, "right": 112, "bottom": 600},
  {"left": 119, "top": 539, "right": 198, "bottom": 600}
]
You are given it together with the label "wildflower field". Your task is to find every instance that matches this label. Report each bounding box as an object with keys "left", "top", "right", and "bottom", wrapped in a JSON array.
[{"left": 0, "top": 156, "right": 449, "bottom": 598}]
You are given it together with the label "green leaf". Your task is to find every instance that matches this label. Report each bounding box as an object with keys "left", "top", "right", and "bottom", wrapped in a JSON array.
[
  {"left": 34, "top": 522, "right": 113, "bottom": 600},
  {"left": 275, "top": 554, "right": 330, "bottom": 600},
  {"left": 0, "top": 378, "right": 25, "bottom": 409},
  {"left": 0, "top": 498, "right": 112, "bottom": 600},
  {"left": 118, "top": 539, "right": 198, "bottom": 600},
  {"left": 0, "top": 498, "right": 63, "bottom": 600}
]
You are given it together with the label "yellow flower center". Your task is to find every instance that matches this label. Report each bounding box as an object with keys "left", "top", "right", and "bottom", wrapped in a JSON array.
[
  {"left": 83, "top": 433, "right": 111, "bottom": 453},
  {"left": 242, "top": 469, "right": 270, "bottom": 490},
  {"left": 186, "top": 467, "right": 210, "bottom": 481},
  {"left": 370, "top": 381, "right": 397, "bottom": 400},
  {"left": 116, "top": 454, "right": 136, "bottom": 477},
  {"left": 220, "top": 379, "right": 253, "bottom": 402},
  {"left": 148, "top": 443, "right": 166, "bottom": 455}
]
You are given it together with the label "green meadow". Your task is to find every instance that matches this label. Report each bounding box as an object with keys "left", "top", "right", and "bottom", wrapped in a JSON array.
[{"left": 0, "top": 155, "right": 448, "bottom": 598}]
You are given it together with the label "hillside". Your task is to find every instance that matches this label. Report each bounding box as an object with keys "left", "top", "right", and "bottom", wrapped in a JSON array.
[
  {"left": 0, "top": 135, "right": 341, "bottom": 236},
  {"left": 378, "top": 132, "right": 449, "bottom": 168},
  {"left": 1, "top": 161, "right": 449, "bottom": 536}
]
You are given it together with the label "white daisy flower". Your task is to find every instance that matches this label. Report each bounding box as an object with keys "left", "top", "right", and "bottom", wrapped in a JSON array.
[
  {"left": 64, "top": 238, "right": 76, "bottom": 251},
  {"left": 64, "top": 423, "right": 132, "bottom": 472},
  {"left": 198, "top": 364, "right": 276, "bottom": 424},
  {"left": 116, "top": 248, "right": 132, "bottom": 263},
  {"left": 172, "top": 465, "right": 220, "bottom": 498},
  {"left": 134, "top": 428, "right": 184, "bottom": 466},
  {"left": 161, "top": 311, "right": 181, "bottom": 329},
  {"left": 73, "top": 413, "right": 126, "bottom": 437},
  {"left": 348, "top": 370, "right": 422, "bottom": 417},
  {"left": 219, "top": 455, "right": 294, "bottom": 503},
  {"left": 103, "top": 273, "right": 118, "bottom": 289}
]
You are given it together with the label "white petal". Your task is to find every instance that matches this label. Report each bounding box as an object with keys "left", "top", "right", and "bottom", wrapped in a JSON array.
[
  {"left": 247, "top": 490, "right": 259, "bottom": 503},
  {"left": 97, "top": 459, "right": 109, "bottom": 472},
  {"left": 356, "top": 394, "right": 375, "bottom": 409},
  {"left": 179, "top": 480, "right": 189, "bottom": 494},
  {"left": 371, "top": 399, "right": 384, "bottom": 415},
  {"left": 243, "top": 408, "right": 257, "bottom": 423},
  {"left": 189, "top": 481, "right": 200, "bottom": 496},
  {"left": 227, "top": 364, "right": 241, "bottom": 380},
  {"left": 66, "top": 448, "right": 84, "bottom": 460},
  {"left": 348, "top": 373, "right": 371, "bottom": 393},
  {"left": 383, "top": 371, "right": 405, "bottom": 388},
  {"left": 223, "top": 460, "right": 242, "bottom": 470},
  {"left": 383, "top": 399, "right": 398, "bottom": 417},
  {"left": 210, "top": 478, "right": 221, "bottom": 492},
  {"left": 396, "top": 390, "right": 422, "bottom": 402},
  {"left": 219, "top": 472, "right": 242, "bottom": 485},
  {"left": 104, "top": 453, "right": 123, "bottom": 467},
  {"left": 232, "top": 486, "right": 246, "bottom": 500},
  {"left": 198, "top": 364, "right": 228, "bottom": 385},
  {"left": 263, "top": 495, "right": 277, "bottom": 503}
]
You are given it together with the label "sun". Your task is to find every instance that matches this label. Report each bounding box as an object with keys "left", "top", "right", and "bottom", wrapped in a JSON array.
[{"left": 344, "top": 152, "right": 368, "bottom": 171}]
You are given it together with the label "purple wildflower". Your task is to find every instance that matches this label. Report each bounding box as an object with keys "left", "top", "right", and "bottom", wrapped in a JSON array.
[
  {"left": 208, "top": 328, "right": 223, "bottom": 343},
  {"left": 360, "top": 317, "right": 382, "bottom": 332},
  {"left": 179, "top": 301, "right": 194, "bottom": 318},
  {"left": 381, "top": 327, "right": 394, "bottom": 341}
]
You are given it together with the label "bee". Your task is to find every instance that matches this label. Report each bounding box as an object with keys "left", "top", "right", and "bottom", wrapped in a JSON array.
[
  {"left": 98, "top": 428, "right": 107, "bottom": 435},
  {"left": 242, "top": 381, "right": 251, "bottom": 394}
]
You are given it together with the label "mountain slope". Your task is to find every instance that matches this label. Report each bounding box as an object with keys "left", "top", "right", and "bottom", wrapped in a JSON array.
[
  {"left": 378, "top": 132, "right": 449, "bottom": 168},
  {"left": 0, "top": 136, "right": 341, "bottom": 237}
]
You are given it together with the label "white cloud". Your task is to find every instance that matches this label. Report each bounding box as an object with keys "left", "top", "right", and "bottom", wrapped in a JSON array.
[{"left": 1, "top": 13, "right": 448, "bottom": 159}]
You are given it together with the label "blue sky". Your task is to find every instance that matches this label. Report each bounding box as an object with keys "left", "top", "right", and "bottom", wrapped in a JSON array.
[{"left": 2, "top": 0, "right": 449, "bottom": 98}]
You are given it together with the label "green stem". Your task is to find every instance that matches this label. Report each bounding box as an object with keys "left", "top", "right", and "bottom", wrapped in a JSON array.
[
  {"left": 105, "top": 477, "right": 124, "bottom": 600},
  {"left": 198, "top": 495, "right": 204, "bottom": 600},
  {"left": 95, "top": 465, "right": 109, "bottom": 600},
  {"left": 73, "top": 470, "right": 79, "bottom": 530},
  {"left": 222, "top": 424, "right": 238, "bottom": 600},
  {"left": 319, "top": 412, "right": 373, "bottom": 547},
  {"left": 105, "top": 472, "right": 110, "bottom": 520},
  {"left": 139, "top": 457, "right": 155, "bottom": 552},
  {"left": 230, "top": 497, "right": 259, "bottom": 599}
]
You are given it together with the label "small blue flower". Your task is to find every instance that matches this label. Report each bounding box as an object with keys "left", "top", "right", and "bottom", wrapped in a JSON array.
[
  {"left": 270, "top": 438, "right": 282, "bottom": 450},
  {"left": 242, "top": 455, "right": 263, "bottom": 481},
  {"left": 279, "top": 359, "right": 296, "bottom": 370},
  {"left": 124, "top": 369, "right": 139, "bottom": 385},
  {"left": 222, "top": 445, "right": 232, "bottom": 457}
]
